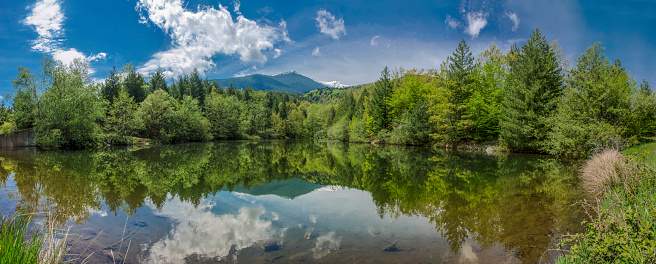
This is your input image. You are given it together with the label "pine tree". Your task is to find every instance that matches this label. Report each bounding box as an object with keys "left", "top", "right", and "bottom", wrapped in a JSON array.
[
  {"left": 189, "top": 68, "right": 204, "bottom": 104},
  {"left": 149, "top": 67, "right": 167, "bottom": 93},
  {"left": 368, "top": 67, "right": 393, "bottom": 133},
  {"left": 442, "top": 39, "right": 476, "bottom": 141},
  {"left": 102, "top": 67, "right": 121, "bottom": 104},
  {"left": 500, "top": 28, "right": 563, "bottom": 152},
  {"left": 640, "top": 79, "right": 652, "bottom": 96},
  {"left": 122, "top": 63, "right": 146, "bottom": 103}
]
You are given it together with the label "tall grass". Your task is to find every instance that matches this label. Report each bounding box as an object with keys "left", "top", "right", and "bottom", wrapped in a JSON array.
[
  {"left": 555, "top": 149, "right": 656, "bottom": 263},
  {"left": 0, "top": 211, "right": 70, "bottom": 264}
]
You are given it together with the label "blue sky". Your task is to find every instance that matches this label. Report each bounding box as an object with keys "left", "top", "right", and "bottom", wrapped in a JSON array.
[{"left": 1, "top": 0, "right": 654, "bottom": 96}]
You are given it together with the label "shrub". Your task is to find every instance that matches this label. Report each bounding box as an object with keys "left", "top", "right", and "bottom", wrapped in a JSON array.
[
  {"left": 0, "top": 121, "right": 16, "bottom": 135},
  {"left": 579, "top": 149, "right": 626, "bottom": 195}
]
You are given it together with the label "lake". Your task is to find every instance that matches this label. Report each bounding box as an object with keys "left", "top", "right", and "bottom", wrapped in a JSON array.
[{"left": 0, "top": 140, "right": 586, "bottom": 263}]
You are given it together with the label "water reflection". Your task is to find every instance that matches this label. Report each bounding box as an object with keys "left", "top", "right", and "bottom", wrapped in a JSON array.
[{"left": 0, "top": 141, "right": 585, "bottom": 263}]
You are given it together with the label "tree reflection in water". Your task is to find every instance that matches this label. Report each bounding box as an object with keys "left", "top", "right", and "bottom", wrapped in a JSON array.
[{"left": 0, "top": 141, "right": 585, "bottom": 263}]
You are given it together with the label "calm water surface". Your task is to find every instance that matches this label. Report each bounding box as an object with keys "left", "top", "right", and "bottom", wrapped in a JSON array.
[{"left": 0, "top": 141, "right": 586, "bottom": 263}]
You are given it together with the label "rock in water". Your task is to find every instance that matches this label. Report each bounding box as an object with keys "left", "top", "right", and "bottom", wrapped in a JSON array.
[
  {"left": 257, "top": 239, "right": 282, "bottom": 252},
  {"left": 304, "top": 227, "right": 316, "bottom": 240}
]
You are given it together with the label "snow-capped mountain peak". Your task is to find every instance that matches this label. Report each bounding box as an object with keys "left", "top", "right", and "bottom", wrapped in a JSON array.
[{"left": 318, "top": 80, "right": 347, "bottom": 88}]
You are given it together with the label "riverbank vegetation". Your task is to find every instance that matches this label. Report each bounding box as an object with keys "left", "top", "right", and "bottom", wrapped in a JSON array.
[
  {"left": 5, "top": 28, "right": 655, "bottom": 155},
  {"left": 0, "top": 211, "right": 69, "bottom": 263},
  {"left": 555, "top": 148, "right": 656, "bottom": 263}
]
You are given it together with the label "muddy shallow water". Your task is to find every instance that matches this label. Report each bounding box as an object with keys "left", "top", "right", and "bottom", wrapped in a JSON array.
[{"left": 0, "top": 140, "right": 586, "bottom": 263}]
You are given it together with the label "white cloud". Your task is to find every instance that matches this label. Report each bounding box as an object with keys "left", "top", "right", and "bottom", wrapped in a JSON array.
[
  {"left": 312, "top": 47, "right": 321, "bottom": 56},
  {"left": 315, "top": 9, "right": 346, "bottom": 40},
  {"left": 273, "top": 49, "right": 282, "bottom": 58},
  {"left": 23, "top": 0, "right": 106, "bottom": 72},
  {"left": 233, "top": 0, "right": 241, "bottom": 14},
  {"left": 370, "top": 36, "right": 380, "bottom": 46},
  {"left": 135, "top": 0, "right": 290, "bottom": 77},
  {"left": 464, "top": 12, "right": 488, "bottom": 39},
  {"left": 506, "top": 12, "right": 520, "bottom": 32},
  {"left": 445, "top": 15, "right": 460, "bottom": 29}
]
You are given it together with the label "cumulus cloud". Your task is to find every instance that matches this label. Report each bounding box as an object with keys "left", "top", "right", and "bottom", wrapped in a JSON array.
[
  {"left": 506, "top": 12, "right": 520, "bottom": 31},
  {"left": 445, "top": 15, "right": 460, "bottom": 29},
  {"left": 23, "top": 0, "right": 106, "bottom": 72},
  {"left": 315, "top": 9, "right": 346, "bottom": 40},
  {"left": 135, "top": 0, "right": 290, "bottom": 77},
  {"left": 464, "top": 12, "right": 488, "bottom": 38},
  {"left": 273, "top": 49, "right": 282, "bottom": 58},
  {"left": 147, "top": 198, "right": 285, "bottom": 263},
  {"left": 370, "top": 36, "right": 380, "bottom": 46},
  {"left": 312, "top": 47, "right": 321, "bottom": 56}
]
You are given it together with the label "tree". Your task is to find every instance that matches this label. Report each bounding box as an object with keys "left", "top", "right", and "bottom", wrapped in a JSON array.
[
  {"left": 640, "top": 79, "right": 652, "bottom": 96},
  {"left": 188, "top": 68, "right": 204, "bottom": 104},
  {"left": 36, "top": 57, "right": 105, "bottom": 149},
  {"left": 500, "top": 28, "right": 563, "bottom": 152},
  {"left": 149, "top": 67, "right": 168, "bottom": 93},
  {"left": 368, "top": 67, "right": 393, "bottom": 134},
  {"left": 205, "top": 89, "right": 241, "bottom": 139},
  {"left": 11, "top": 66, "right": 38, "bottom": 129},
  {"left": 136, "top": 89, "right": 175, "bottom": 142},
  {"left": 102, "top": 67, "right": 121, "bottom": 104},
  {"left": 106, "top": 88, "right": 140, "bottom": 143},
  {"left": 546, "top": 43, "right": 637, "bottom": 155},
  {"left": 170, "top": 95, "right": 211, "bottom": 142},
  {"left": 122, "top": 63, "right": 147, "bottom": 103}
]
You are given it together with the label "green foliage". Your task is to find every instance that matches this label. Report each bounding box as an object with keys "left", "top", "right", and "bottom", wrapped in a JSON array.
[
  {"left": 557, "top": 160, "right": 656, "bottom": 264},
  {"left": 500, "top": 28, "right": 563, "bottom": 152},
  {"left": 105, "top": 88, "right": 141, "bottom": 144},
  {"left": 0, "top": 121, "right": 17, "bottom": 135},
  {"left": 368, "top": 67, "right": 393, "bottom": 134},
  {"left": 467, "top": 44, "right": 507, "bottom": 141},
  {"left": 36, "top": 57, "right": 104, "bottom": 149},
  {"left": 136, "top": 89, "right": 175, "bottom": 142},
  {"left": 169, "top": 95, "right": 212, "bottom": 142},
  {"left": 148, "top": 67, "right": 168, "bottom": 93},
  {"left": 102, "top": 66, "right": 121, "bottom": 104},
  {"left": 122, "top": 63, "right": 147, "bottom": 103},
  {"left": 11, "top": 66, "right": 38, "bottom": 129},
  {"left": 546, "top": 43, "right": 637, "bottom": 155},
  {"left": 204, "top": 89, "right": 241, "bottom": 139}
]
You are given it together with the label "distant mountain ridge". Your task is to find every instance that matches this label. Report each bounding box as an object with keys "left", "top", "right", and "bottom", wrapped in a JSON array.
[{"left": 212, "top": 71, "right": 341, "bottom": 94}]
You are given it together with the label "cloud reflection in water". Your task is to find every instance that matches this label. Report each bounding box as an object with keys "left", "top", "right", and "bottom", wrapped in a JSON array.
[{"left": 146, "top": 198, "right": 284, "bottom": 263}]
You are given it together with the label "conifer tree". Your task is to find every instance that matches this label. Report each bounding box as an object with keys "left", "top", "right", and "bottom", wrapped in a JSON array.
[
  {"left": 102, "top": 67, "right": 121, "bottom": 104},
  {"left": 149, "top": 67, "right": 167, "bottom": 93},
  {"left": 368, "top": 67, "right": 393, "bottom": 133},
  {"left": 500, "top": 28, "right": 563, "bottom": 152},
  {"left": 122, "top": 63, "right": 147, "bottom": 103}
]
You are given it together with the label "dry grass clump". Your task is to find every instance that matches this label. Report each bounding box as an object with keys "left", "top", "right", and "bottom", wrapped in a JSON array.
[{"left": 580, "top": 149, "right": 626, "bottom": 195}]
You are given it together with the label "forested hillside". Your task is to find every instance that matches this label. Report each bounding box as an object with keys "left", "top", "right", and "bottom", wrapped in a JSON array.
[{"left": 6, "top": 28, "right": 655, "bottom": 156}]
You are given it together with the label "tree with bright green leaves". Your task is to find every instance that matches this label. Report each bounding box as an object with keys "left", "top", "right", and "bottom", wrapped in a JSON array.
[
  {"left": 148, "top": 67, "right": 167, "bottom": 93},
  {"left": 170, "top": 95, "right": 212, "bottom": 142},
  {"left": 102, "top": 67, "right": 121, "bottom": 104},
  {"left": 122, "top": 63, "right": 147, "bottom": 103},
  {"left": 36, "top": 57, "right": 105, "bottom": 149},
  {"left": 500, "top": 28, "right": 563, "bottom": 152},
  {"left": 105, "top": 88, "right": 141, "bottom": 144},
  {"left": 631, "top": 79, "right": 656, "bottom": 137},
  {"left": 467, "top": 43, "right": 508, "bottom": 141},
  {"left": 431, "top": 39, "right": 477, "bottom": 143},
  {"left": 11, "top": 66, "right": 38, "bottom": 129},
  {"left": 204, "top": 89, "right": 241, "bottom": 139},
  {"left": 136, "top": 89, "right": 175, "bottom": 142},
  {"left": 367, "top": 67, "right": 393, "bottom": 134},
  {"left": 546, "top": 43, "right": 637, "bottom": 155}
]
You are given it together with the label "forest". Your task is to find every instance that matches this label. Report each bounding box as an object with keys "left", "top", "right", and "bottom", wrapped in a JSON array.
[{"left": 5, "top": 28, "right": 656, "bottom": 156}]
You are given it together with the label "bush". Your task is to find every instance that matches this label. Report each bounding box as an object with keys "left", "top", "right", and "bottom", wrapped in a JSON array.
[
  {"left": 557, "top": 151, "right": 656, "bottom": 263},
  {"left": 0, "top": 121, "right": 16, "bottom": 135}
]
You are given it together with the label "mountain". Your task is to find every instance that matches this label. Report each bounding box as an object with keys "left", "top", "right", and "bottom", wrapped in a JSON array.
[
  {"left": 318, "top": 80, "right": 347, "bottom": 88},
  {"left": 212, "top": 71, "right": 333, "bottom": 94}
]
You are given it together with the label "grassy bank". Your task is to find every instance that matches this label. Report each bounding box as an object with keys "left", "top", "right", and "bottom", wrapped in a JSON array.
[{"left": 555, "top": 146, "right": 656, "bottom": 263}]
